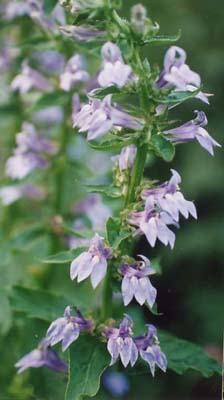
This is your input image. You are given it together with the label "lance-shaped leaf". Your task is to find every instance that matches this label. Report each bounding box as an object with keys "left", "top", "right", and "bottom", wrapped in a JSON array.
[
  {"left": 85, "top": 184, "right": 122, "bottom": 199},
  {"left": 29, "top": 91, "right": 69, "bottom": 112},
  {"left": 151, "top": 134, "right": 175, "bottom": 162},
  {"left": 106, "top": 217, "right": 131, "bottom": 249},
  {"left": 154, "top": 89, "right": 200, "bottom": 105},
  {"left": 89, "top": 138, "right": 134, "bottom": 152},
  {"left": 65, "top": 335, "right": 110, "bottom": 400},
  {"left": 41, "top": 246, "right": 87, "bottom": 264},
  {"left": 142, "top": 30, "right": 181, "bottom": 46},
  {"left": 89, "top": 86, "right": 121, "bottom": 100}
]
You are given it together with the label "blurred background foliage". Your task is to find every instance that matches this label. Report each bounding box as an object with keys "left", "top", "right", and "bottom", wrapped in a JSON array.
[{"left": 0, "top": 0, "right": 223, "bottom": 399}]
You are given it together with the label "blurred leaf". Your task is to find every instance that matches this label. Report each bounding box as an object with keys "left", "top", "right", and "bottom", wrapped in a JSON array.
[
  {"left": 65, "top": 335, "right": 110, "bottom": 400},
  {"left": 85, "top": 184, "right": 122, "bottom": 198},
  {"left": 143, "top": 31, "right": 181, "bottom": 46},
  {"left": 155, "top": 89, "right": 199, "bottom": 104},
  {"left": 89, "top": 138, "right": 133, "bottom": 152},
  {"left": 10, "top": 286, "right": 88, "bottom": 321},
  {"left": 41, "top": 247, "right": 87, "bottom": 264},
  {"left": 159, "top": 330, "right": 222, "bottom": 377},
  {"left": 63, "top": 224, "right": 93, "bottom": 239},
  {"left": 44, "top": 0, "right": 58, "bottom": 13},
  {"left": 29, "top": 91, "right": 69, "bottom": 112},
  {"left": 0, "top": 288, "right": 12, "bottom": 335},
  {"left": 151, "top": 134, "right": 175, "bottom": 162}
]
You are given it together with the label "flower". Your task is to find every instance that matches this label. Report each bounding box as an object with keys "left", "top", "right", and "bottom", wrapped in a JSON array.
[
  {"left": 164, "top": 111, "right": 221, "bottom": 156},
  {"left": 46, "top": 306, "right": 93, "bottom": 352},
  {"left": 98, "top": 42, "right": 135, "bottom": 88},
  {"left": 32, "top": 106, "right": 64, "bottom": 126},
  {"left": 15, "top": 338, "right": 68, "bottom": 374},
  {"left": 5, "top": 122, "right": 58, "bottom": 179},
  {"left": 11, "top": 61, "right": 53, "bottom": 94},
  {"left": 60, "top": 54, "right": 89, "bottom": 91},
  {"left": 141, "top": 169, "right": 197, "bottom": 222},
  {"left": 157, "top": 46, "right": 210, "bottom": 104},
  {"left": 70, "top": 233, "right": 112, "bottom": 288},
  {"left": 104, "top": 315, "right": 138, "bottom": 367},
  {"left": 134, "top": 325, "right": 167, "bottom": 376},
  {"left": 74, "top": 94, "right": 144, "bottom": 141},
  {"left": 67, "top": 0, "right": 104, "bottom": 13},
  {"left": 112, "top": 144, "right": 137, "bottom": 171},
  {"left": 128, "top": 170, "right": 197, "bottom": 248},
  {"left": 120, "top": 255, "right": 157, "bottom": 307},
  {"left": 0, "top": 184, "right": 45, "bottom": 205},
  {"left": 102, "top": 371, "right": 130, "bottom": 397},
  {"left": 59, "top": 25, "right": 105, "bottom": 42},
  {"left": 131, "top": 4, "right": 148, "bottom": 34},
  {"left": 32, "top": 50, "right": 65, "bottom": 75}
]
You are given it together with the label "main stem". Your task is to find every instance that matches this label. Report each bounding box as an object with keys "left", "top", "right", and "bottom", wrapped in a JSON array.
[{"left": 101, "top": 261, "right": 113, "bottom": 321}]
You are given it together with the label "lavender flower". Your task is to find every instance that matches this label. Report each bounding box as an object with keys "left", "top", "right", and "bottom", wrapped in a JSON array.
[
  {"left": 11, "top": 61, "right": 53, "bottom": 94},
  {"left": 32, "top": 50, "right": 65, "bottom": 75},
  {"left": 128, "top": 197, "right": 177, "bottom": 249},
  {"left": 141, "top": 169, "right": 197, "bottom": 222},
  {"left": 15, "top": 338, "right": 68, "bottom": 374},
  {"left": 59, "top": 25, "right": 105, "bottom": 42},
  {"left": 74, "top": 94, "right": 144, "bottom": 141},
  {"left": 5, "top": 122, "right": 58, "bottom": 180},
  {"left": 112, "top": 145, "right": 137, "bottom": 171},
  {"left": 102, "top": 371, "right": 130, "bottom": 397},
  {"left": 104, "top": 315, "right": 138, "bottom": 367},
  {"left": 157, "top": 46, "right": 210, "bottom": 104},
  {"left": 32, "top": 106, "right": 64, "bottom": 126},
  {"left": 46, "top": 306, "right": 93, "bottom": 352},
  {"left": 98, "top": 42, "right": 135, "bottom": 88},
  {"left": 67, "top": 219, "right": 90, "bottom": 249},
  {"left": 120, "top": 255, "right": 157, "bottom": 308},
  {"left": 70, "top": 233, "right": 112, "bottom": 288},
  {"left": 164, "top": 111, "right": 221, "bottom": 156},
  {"left": 0, "top": 184, "right": 45, "bottom": 205},
  {"left": 134, "top": 325, "right": 167, "bottom": 376},
  {"left": 60, "top": 54, "right": 90, "bottom": 92}
]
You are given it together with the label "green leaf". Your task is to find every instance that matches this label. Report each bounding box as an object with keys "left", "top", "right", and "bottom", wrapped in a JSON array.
[
  {"left": 29, "top": 91, "right": 69, "bottom": 112},
  {"left": 159, "top": 330, "right": 222, "bottom": 377},
  {"left": 151, "top": 258, "right": 162, "bottom": 275},
  {"left": 106, "top": 217, "right": 131, "bottom": 249},
  {"left": 151, "top": 134, "right": 175, "bottom": 162},
  {"left": 0, "top": 288, "right": 12, "bottom": 335},
  {"left": 89, "top": 138, "right": 133, "bottom": 152},
  {"left": 44, "top": 0, "right": 58, "bottom": 13},
  {"left": 143, "top": 31, "right": 181, "bottom": 46},
  {"left": 63, "top": 225, "right": 93, "bottom": 239},
  {"left": 41, "top": 247, "right": 87, "bottom": 264},
  {"left": 156, "top": 89, "right": 200, "bottom": 104},
  {"left": 85, "top": 184, "right": 122, "bottom": 198},
  {"left": 65, "top": 335, "right": 110, "bottom": 400},
  {"left": 89, "top": 86, "right": 121, "bottom": 99}
]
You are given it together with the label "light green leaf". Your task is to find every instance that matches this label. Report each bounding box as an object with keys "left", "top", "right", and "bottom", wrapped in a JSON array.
[
  {"left": 41, "top": 247, "right": 87, "bottom": 264},
  {"left": 89, "top": 138, "right": 133, "bottom": 152},
  {"left": 85, "top": 184, "right": 122, "bottom": 198},
  {"left": 65, "top": 335, "right": 110, "bottom": 400},
  {"left": 89, "top": 86, "right": 121, "bottom": 99},
  {"left": 156, "top": 89, "right": 200, "bottom": 104},
  {"left": 151, "top": 134, "right": 175, "bottom": 162},
  {"left": 143, "top": 31, "right": 181, "bottom": 46}
]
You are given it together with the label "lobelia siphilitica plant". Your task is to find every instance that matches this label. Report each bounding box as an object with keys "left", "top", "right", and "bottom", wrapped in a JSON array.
[{"left": 1, "top": 0, "right": 221, "bottom": 398}]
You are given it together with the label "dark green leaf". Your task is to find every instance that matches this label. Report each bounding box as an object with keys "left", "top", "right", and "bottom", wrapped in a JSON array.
[
  {"left": 65, "top": 335, "right": 110, "bottom": 400},
  {"left": 85, "top": 184, "right": 122, "bottom": 198},
  {"left": 0, "top": 288, "right": 12, "bottom": 335},
  {"left": 159, "top": 330, "right": 222, "bottom": 377},
  {"left": 89, "top": 138, "right": 133, "bottom": 152},
  {"left": 151, "top": 134, "right": 175, "bottom": 162},
  {"left": 106, "top": 217, "right": 131, "bottom": 249},
  {"left": 44, "top": 0, "right": 58, "bottom": 13},
  {"left": 155, "top": 89, "right": 200, "bottom": 104},
  {"left": 90, "top": 86, "right": 121, "bottom": 99},
  {"left": 143, "top": 31, "right": 181, "bottom": 46},
  {"left": 41, "top": 246, "right": 87, "bottom": 264}
]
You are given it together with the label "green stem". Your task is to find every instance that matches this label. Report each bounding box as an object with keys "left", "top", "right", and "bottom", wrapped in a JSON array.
[
  {"left": 101, "top": 261, "right": 113, "bottom": 320},
  {"left": 125, "top": 143, "right": 147, "bottom": 206}
]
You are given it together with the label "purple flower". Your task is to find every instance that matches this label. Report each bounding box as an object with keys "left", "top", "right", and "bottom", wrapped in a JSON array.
[
  {"left": 59, "top": 25, "right": 105, "bottom": 42},
  {"left": 60, "top": 54, "right": 90, "bottom": 92},
  {"left": 0, "top": 184, "right": 45, "bottom": 205},
  {"left": 120, "top": 255, "right": 157, "bottom": 308},
  {"left": 134, "top": 325, "right": 167, "bottom": 376},
  {"left": 46, "top": 306, "right": 93, "bottom": 352},
  {"left": 164, "top": 111, "right": 221, "bottom": 156},
  {"left": 157, "top": 46, "right": 210, "bottom": 104},
  {"left": 5, "top": 1, "right": 33, "bottom": 20},
  {"left": 5, "top": 122, "right": 58, "bottom": 179},
  {"left": 104, "top": 315, "right": 138, "bottom": 367},
  {"left": 112, "top": 144, "right": 137, "bottom": 171},
  {"left": 102, "top": 371, "right": 130, "bottom": 397},
  {"left": 74, "top": 94, "right": 144, "bottom": 141},
  {"left": 70, "top": 233, "right": 112, "bottom": 288},
  {"left": 32, "top": 106, "right": 64, "bottom": 126},
  {"left": 141, "top": 169, "right": 197, "bottom": 222},
  {"left": 15, "top": 338, "right": 68, "bottom": 374},
  {"left": 73, "top": 194, "right": 112, "bottom": 231},
  {"left": 32, "top": 50, "right": 65, "bottom": 75},
  {"left": 11, "top": 61, "right": 53, "bottom": 94},
  {"left": 67, "top": 219, "right": 90, "bottom": 249},
  {"left": 98, "top": 42, "right": 136, "bottom": 88},
  {"left": 128, "top": 198, "right": 177, "bottom": 249}
]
